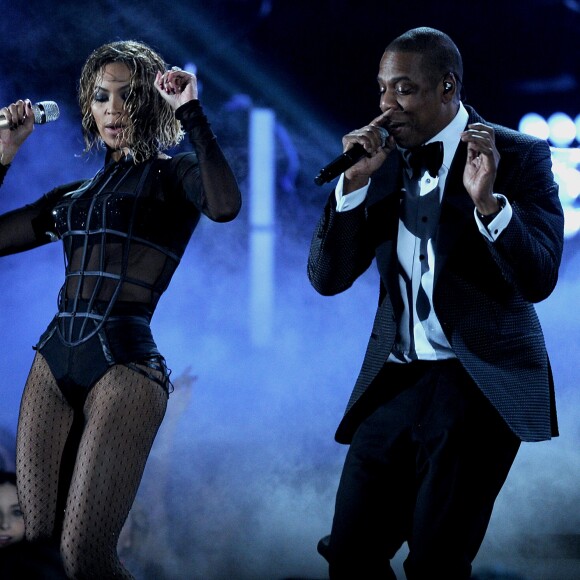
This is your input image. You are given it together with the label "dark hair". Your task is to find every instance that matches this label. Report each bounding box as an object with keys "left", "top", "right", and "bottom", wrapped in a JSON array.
[
  {"left": 0, "top": 470, "right": 17, "bottom": 486},
  {"left": 78, "top": 40, "right": 184, "bottom": 163},
  {"left": 386, "top": 27, "right": 463, "bottom": 89}
]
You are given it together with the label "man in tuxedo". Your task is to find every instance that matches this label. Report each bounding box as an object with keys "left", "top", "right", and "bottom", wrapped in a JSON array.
[{"left": 307, "top": 26, "right": 564, "bottom": 579}]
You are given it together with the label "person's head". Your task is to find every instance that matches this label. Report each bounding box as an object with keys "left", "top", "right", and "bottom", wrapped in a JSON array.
[
  {"left": 378, "top": 27, "right": 463, "bottom": 149},
  {"left": 0, "top": 471, "right": 25, "bottom": 548},
  {"left": 78, "top": 40, "right": 184, "bottom": 162}
]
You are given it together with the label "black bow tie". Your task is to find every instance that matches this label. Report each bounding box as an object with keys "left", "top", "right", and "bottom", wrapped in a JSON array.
[{"left": 406, "top": 141, "right": 444, "bottom": 178}]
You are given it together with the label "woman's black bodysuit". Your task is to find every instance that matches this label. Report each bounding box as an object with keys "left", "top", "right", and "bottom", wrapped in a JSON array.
[
  {"left": 36, "top": 146, "right": 201, "bottom": 407},
  {"left": 0, "top": 100, "right": 241, "bottom": 578},
  {"left": 1, "top": 100, "right": 240, "bottom": 407}
]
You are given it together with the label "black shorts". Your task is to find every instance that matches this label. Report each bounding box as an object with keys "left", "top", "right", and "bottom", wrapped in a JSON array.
[{"left": 35, "top": 312, "right": 170, "bottom": 409}]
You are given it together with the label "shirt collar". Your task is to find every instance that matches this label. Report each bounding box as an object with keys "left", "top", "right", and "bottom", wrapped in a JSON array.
[{"left": 431, "top": 101, "right": 469, "bottom": 170}]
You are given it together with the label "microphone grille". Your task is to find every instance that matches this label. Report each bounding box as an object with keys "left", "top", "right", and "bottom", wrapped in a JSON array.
[
  {"left": 33, "top": 101, "right": 60, "bottom": 124},
  {"left": 377, "top": 127, "right": 389, "bottom": 147}
]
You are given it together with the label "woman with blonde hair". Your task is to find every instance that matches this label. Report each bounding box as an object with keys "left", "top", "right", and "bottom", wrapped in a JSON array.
[{"left": 0, "top": 40, "right": 241, "bottom": 578}]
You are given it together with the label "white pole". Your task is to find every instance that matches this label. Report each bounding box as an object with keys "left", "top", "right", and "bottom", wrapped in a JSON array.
[{"left": 249, "top": 107, "right": 276, "bottom": 346}]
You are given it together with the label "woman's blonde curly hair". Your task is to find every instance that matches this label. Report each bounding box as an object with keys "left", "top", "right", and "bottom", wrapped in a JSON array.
[{"left": 78, "top": 40, "right": 184, "bottom": 163}]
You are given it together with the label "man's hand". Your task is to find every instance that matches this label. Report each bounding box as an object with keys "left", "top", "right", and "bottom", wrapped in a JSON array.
[
  {"left": 460, "top": 122, "right": 501, "bottom": 215},
  {"left": 343, "top": 111, "right": 395, "bottom": 193}
]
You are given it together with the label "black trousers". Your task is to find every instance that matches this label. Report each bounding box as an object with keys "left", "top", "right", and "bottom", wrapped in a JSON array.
[{"left": 324, "top": 359, "right": 521, "bottom": 579}]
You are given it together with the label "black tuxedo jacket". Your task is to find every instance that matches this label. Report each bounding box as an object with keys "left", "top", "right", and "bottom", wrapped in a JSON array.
[{"left": 308, "top": 105, "right": 564, "bottom": 444}]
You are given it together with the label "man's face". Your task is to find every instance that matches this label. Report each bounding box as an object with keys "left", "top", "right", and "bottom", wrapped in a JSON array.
[{"left": 377, "top": 50, "right": 452, "bottom": 149}]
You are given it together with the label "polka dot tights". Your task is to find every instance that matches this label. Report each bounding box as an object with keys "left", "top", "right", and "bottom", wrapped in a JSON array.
[{"left": 16, "top": 353, "right": 167, "bottom": 579}]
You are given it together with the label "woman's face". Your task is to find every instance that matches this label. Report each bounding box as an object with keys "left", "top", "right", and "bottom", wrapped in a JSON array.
[
  {"left": 91, "top": 62, "right": 132, "bottom": 157},
  {"left": 0, "top": 482, "right": 25, "bottom": 548}
]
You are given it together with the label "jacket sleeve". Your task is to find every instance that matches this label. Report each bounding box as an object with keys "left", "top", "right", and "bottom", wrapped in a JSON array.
[
  {"left": 487, "top": 135, "right": 564, "bottom": 303},
  {"left": 307, "top": 191, "right": 375, "bottom": 296}
]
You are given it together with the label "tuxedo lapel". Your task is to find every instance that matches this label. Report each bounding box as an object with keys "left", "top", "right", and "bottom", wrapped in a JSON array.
[
  {"left": 366, "top": 151, "right": 406, "bottom": 317},
  {"left": 434, "top": 133, "right": 478, "bottom": 280}
]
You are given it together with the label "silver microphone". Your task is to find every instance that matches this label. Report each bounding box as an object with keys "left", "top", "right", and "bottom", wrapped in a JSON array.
[{"left": 0, "top": 101, "right": 60, "bottom": 129}]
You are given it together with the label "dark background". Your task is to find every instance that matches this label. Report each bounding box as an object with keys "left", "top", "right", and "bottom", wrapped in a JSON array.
[
  {"left": 3, "top": 0, "right": 579, "bottom": 136},
  {"left": 1, "top": 2, "right": 580, "bottom": 579}
]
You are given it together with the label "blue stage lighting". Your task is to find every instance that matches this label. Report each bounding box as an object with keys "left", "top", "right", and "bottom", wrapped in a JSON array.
[
  {"left": 547, "top": 112, "right": 576, "bottom": 148},
  {"left": 518, "top": 113, "right": 549, "bottom": 140}
]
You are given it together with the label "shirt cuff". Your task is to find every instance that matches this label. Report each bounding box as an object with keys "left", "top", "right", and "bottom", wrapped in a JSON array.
[
  {"left": 335, "top": 173, "right": 370, "bottom": 212},
  {"left": 475, "top": 194, "right": 512, "bottom": 241}
]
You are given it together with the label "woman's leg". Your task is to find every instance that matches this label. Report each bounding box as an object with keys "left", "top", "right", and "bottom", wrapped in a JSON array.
[
  {"left": 60, "top": 363, "right": 167, "bottom": 579},
  {"left": 16, "top": 353, "right": 74, "bottom": 541}
]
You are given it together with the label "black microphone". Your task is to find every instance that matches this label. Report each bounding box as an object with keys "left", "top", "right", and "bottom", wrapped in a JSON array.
[
  {"left": 0, "top": 101, "right": 60, "bottom": 129},
  {"left": 314, "top": 127, "right": 389, "bottom": 186}
]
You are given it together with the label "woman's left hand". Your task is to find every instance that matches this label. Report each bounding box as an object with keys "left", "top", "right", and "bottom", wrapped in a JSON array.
[{"left": 155, "top": 67, "right": 198, "bottom": 110}]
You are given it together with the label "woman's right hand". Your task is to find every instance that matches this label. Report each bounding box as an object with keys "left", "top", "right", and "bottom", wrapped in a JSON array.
[{"left": 0, "top": 99, "right": 35, "bottom": 165}]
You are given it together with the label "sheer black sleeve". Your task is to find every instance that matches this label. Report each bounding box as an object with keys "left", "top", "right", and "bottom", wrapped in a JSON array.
[
  {"left": 0, "top": 165, "right": 83, "bottom": 257},
  {"left": 173, "top": 100, "right": 242, "bottom": 222}
]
